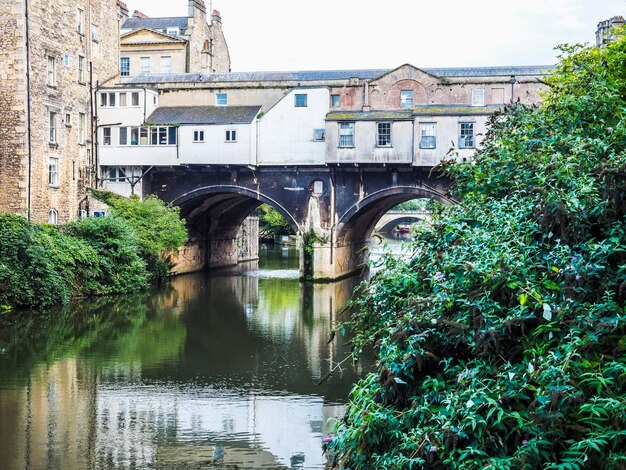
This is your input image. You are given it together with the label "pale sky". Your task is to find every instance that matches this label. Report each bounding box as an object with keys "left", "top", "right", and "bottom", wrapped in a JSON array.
[{"left": 126, "top": 0, "right": 626, "bottom": 71}]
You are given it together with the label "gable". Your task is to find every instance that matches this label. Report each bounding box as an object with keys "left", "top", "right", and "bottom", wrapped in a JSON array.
[
  {"left": 121, "top": 28, "right": 187, "bottom": 45},
  {"left": 368, "top": 64, "right": 440, "bottom": 87}
]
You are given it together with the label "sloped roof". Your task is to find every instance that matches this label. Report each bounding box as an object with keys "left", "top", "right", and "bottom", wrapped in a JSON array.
[
  {"left": 146, "top": 106, "right": 261, "bottom": 125},
  {"left": 122, "top": 17, "right": 189, "bottom": 33},
  {"left": 121, "top": 28, "right": 187, "bottom": 44},
  {"left": 412, "top": 105, "right": 504, "bottom": 116},
  {"left": 326, "top": 110, "right": 414, "bottom": 121},
  {"left": 426, "top": 65, "right": 552, "bottom": 77}
]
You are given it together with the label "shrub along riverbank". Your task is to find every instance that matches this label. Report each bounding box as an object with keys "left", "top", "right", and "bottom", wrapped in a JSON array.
[
  {"left": 330, "top": 36, "right": 626, "bottom": 467},
  {"left": 0, "top": 192, "right": 187, "bottom": 311}
]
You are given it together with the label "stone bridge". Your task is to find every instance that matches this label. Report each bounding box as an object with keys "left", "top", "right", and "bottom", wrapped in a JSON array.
[
  {"left": 146, "top": 165, "right": 453, "bottom": 281},
  {"left": 374, "top": 210, "right": 429, "bottom": 234}
]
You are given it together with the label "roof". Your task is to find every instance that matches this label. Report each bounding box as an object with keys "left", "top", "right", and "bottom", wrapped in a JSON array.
[
  {"left": 121, "top": 17, "right": 189, "bottom": 33},
  {"left": 146, "top": 106, "right": 261, "bottom": 125},
  {"left": 326, "top": 110, "right": 414, "bottom": 121},
  {"left": 412, "top": 104, "right": 504, "bottom": 116},
  {"left": 122, "top": 65, "right": 553, "bottom": 86}
]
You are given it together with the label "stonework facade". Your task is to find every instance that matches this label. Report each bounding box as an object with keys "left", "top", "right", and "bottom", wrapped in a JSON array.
[{"left": 0, "top": 0, "right": 122, "bottom": 223}]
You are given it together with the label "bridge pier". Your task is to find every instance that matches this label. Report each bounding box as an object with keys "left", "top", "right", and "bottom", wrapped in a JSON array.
[{"left": 301, "top": 233, "right": 369, "bottom": 282}]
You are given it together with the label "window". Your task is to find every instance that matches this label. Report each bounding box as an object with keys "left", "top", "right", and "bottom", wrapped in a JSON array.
[
  {"left": 160, "top": 56, "right": 172, "bottom": 74},
  {"left": 49, "top": 158, "right": 58, "bottom": 186},
  {"left": 77, "top": 8, "right": 84, "bottom": 34},
  {"left": 48, "top": 209, "right": 58, "bottom": 225},
  {"left": 78, "top": 55, "right": 85, "bottom": 83},
  {"left": 91, "top": 24, "right": 98, "bottom": 41},
  {"left": 120, "top": 57, "right": 130, "bottom": 77},
  {"left": 216, "top": 93, "right": 227, "bottom": 106},
  {"left": 131, "top": 92, "right": 139, "bottom": 106},
  {"left": 63, "top": 53, "right": 70, "bottom": 67},
  {"left": 65, "top": 113, "right": 71, "bottom": 126},
  {"left": 130, "top": 127, "right": 139, "bottom": 145},
  {"left": 148, "top": 126, "right": 176, "bottom": 145},
  {"left": 419, "top": 123, "right": 436, "bottom": 149},
  {"left": 119, "top": 92, "right": 127, "bottom": 107},
  {"left": 491, "top": 87, "right": 505, "bottom": 104},
  {"left": 459, "top": 122, "right": 475, "bottom": 148},
  {"left": 103, "top": 166, "right": 126, "bottom": 182},
  {"left": 400, "top": 90, "right": 414, "bottom": 108},
  {"left": 108, "top": 93, "right": 116, "bottom": 107},
  {"left": 49, "top": 111, "right": 57, "bottom": 143},
  {"left": 295, "top": 93, "right": 308, "bottom": 107},
  {"left": 331, "top": 94, "right": 340, "bottom": 107},
  {"left": 339, "top": 122, "right": 354, "bottom": 147},
  {"left": 166, "top": 27, "right": 179, "bottom": 36},
  {"left": 471, "top": 88, "right": 485, "bottom": 107},
  {"left": 313, "top": 128, "right": 325, "bottom": 141},
  {"left": 140, "top": 57, "right": 150, "bottom": 75},
  {"left": 100, "top": 93, "right": 107, "bottom": 107},
  {"left": 225, "top": 130, "right": 237, "bottom": 142},
  {"left": 119, "top": 127, "right": 128, "bottom": 145},
  {"left": 47, "top": 56, "right": 56, "bottom": 86},
  {"left": 193, "top": 130, "right": 205, "bottom": 142},
  {"left": 313, "top": 180, "right": 324, "bottom": 194},
  {"left": 140, "top": 127, "right": 148, "bottom": 145},
  {"left": 78, "top": 113, "right": 85, "bottom": 144},
  {"left": 102, "top": 127, "right": 111, "bottom": 145},
  {"left": 377, "top": 122, "right": 392, "bottom": 147}
]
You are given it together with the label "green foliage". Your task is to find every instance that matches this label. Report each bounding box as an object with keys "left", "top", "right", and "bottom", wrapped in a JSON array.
[
  {"left": 392, "top": 199, "right": 429, "bottom": 211},
  {"left": 257, "top": 203, "right": 295, "bottom": 236},
  {"left": 91, "top": 190, "right": 188, "bottom": 281},
  {"left": 331, "top": 36, "right": 626, "bottom": 468}
]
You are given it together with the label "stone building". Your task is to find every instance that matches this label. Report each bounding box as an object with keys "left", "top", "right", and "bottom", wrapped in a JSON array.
[
  {"left": 596, "top": 16, "right": 625, "bottom": 46},
  {"left": 0, "top": 0, "right": 124, "bottom": 223},
  {"left": 119, "top": 0, "right": 230, "bottom": 77}
]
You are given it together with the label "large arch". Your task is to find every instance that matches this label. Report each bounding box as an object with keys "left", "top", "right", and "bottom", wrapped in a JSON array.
[{"left": 336, "top": 185, "right": 454, "bottom": 245}]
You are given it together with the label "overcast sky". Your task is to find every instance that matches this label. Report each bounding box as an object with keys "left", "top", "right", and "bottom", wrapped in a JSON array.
[{"left": 126, "top": 0, "right": 626, "bottom": 71}]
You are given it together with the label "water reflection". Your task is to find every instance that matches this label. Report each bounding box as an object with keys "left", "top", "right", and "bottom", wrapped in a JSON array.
[{"left": 0, "top": 245, "right": 363, "bottom": 470}]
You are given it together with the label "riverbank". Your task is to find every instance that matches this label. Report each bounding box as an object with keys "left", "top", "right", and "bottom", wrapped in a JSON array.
[{"left": 0, "top": 193, "right": 187, "bottom": 311}]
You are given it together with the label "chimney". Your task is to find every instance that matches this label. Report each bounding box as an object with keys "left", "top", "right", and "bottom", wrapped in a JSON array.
[
  {"left": 211, "top": 9, "right": 222, "bottom": 25},
  {"left": 596, "top": 15, "right": 625, "bottom": 46},
  {"left": 188, "top": 0, "right": 207, "bottom": 18},
  {"left": 117, "top": 0, "right": 129, "bottom": 20},
  {"left": 133, "top": 10, "right": 149, "bottom": 19}
]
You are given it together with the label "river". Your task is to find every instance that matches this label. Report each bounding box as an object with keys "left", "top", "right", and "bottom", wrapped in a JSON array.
[{"left": 0, "top": 244, "right": 382, "bottom": 470}]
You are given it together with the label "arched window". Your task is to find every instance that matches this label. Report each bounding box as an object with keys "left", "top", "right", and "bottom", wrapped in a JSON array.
[
  {"left": 203, "top": 39, "right": 210, "bottom": 51},
  {"left": 48, "top": 208, "right": 58, "bottom": 225}
]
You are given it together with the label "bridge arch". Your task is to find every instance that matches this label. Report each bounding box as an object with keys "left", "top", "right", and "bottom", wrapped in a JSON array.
[{"left": 336, "top": 185, "right": 453, "bottom": 245}]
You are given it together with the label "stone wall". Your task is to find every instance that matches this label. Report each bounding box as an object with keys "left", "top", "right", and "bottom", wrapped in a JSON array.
[
  {"left": 0, "top": 0, "right": 120, "bottom": 224},
  {"left": 0, "top": 1, "right": 27, "bottom": 215}
]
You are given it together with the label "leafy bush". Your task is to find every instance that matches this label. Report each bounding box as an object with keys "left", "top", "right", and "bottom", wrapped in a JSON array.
[
  {"left": 257, "top": 203, "right": 295, "bottom": 237},
  {"left": 91, "top": 190, "right": 188, "bottom": 281},
  {"left": 331, "top": 37, "right": 626, "bottom": 468}
]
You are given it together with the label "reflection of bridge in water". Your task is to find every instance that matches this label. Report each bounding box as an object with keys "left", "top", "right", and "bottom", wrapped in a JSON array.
[{"left": 374, "top": 210, "right": 429, "bottom": 234}]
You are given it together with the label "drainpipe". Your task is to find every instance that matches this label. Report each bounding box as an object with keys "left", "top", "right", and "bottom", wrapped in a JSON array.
[
  {"left": 94, "top": 80, "right": 100, "bottom": 187},
  {"left": 89, "top": 62, "right": 94, "bottom": 190},
  {"left": 24, "top": 0, "right": 33, "bottom": 220},
  {"left": 510, "top": 75, "right": 516, "bottom": 103}
]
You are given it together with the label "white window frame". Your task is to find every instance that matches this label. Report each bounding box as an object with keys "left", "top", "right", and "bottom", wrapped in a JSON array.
[
  {"left": 459, "top": 122, "right": 475, "bottom": 148},
  {"left": 471, "top": 88, "right": 485, "bottom": 107},
  {"left": 160, "top": 56, "right": 172, "bottom": 74},
  {"left": 376, "top": 122, "right": 392, "bottom": 147},
  {"left": 313, "top": 128, "right": 325, "bottom": 141},
  {"left": 47, "top": 56, "right": 56, "bottom": 86},
  {"left": 331, "top": 94, "right": 340, "bottom": 107},
  {"left": 294, "top": 93, "right": 308, "bottom": 107},
  {"left": 49, "top": 158, "right": 58, "bottom": 186},
  {"left": 120, "top": 57, "right": 130, "bottom": 77},
  {"left": 140, "top": 57, "right": 150, "bottom": 75},
  {"left": 225, "top": 129, "right": 237, "bottom": 143},
  {"left": 77, "top": 8, "right": 84, "bottom": 34},
  {"left": 78, "top": 55, "right": 85, "bottom": 83},
  {"left": 400, "top": 90, "right": 414, "bottom": 108},
  {"left": 119, "top": 92, "right": 127, "bottom": 107},
  {"left": 339, "top": 122, "right": 355, "bottom": 148},
  {"left": 166, "top": 27, "right": 179, "bottom": 36},
  {"left": 193, "top": 130, "right": 205, "bottom": 142},
  {"left": 63, "top": 53, "right": 70, "bottom": 67},
  {"left": 64, "top": 113, "right": 71, "bottom": 126},
  {"left": 216, "top": 93, "right": 227, "bottom": 106},
  {"left": 100, "top": 93, "right": 107, "bottom": 107},
  {"left": 91, "top": 23, "right": 98, "bottom": 42},
  {"left": 78, "top": 113, "right": 85, "bottom": 144},
  {"left": 102, "top": 127, "right": 112, "bottom": 146},
  {"left": 103, "top": 166, "right": 127, "bottom": 183},
  {"left": 49, "top": 111, "right": 57, "bottom": 144},
  {"left": 48, "top": 209, "right": 58, "bottom": 225},
  {"left": 119, "top": 127, "right": 128, "bottom": 146},
  {"left": 131, "top": 92, "right": 139, "bottom": 107},
  {"left": 419, "top": 122, "right": 437, "bottom": 149}
]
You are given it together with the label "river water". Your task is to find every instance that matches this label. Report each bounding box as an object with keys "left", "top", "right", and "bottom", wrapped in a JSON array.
[{"left": 0, "top": 245, "right": 376, "bottom": 470}]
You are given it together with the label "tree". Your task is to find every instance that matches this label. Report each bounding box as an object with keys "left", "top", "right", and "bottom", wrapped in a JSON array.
[{"left": 330, "top": 36, "right": 626, "bottom": 469}]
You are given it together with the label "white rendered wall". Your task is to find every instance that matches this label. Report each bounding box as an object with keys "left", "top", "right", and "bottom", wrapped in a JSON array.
[
  {"left": 258, "top": 88, "right": 328, "bottom": 165},
  {"left": 97, "top": 88, "right": 159, "bottom": 127},
  {"left": 178, "top": 124, "right": 255, "bottom": 165}
]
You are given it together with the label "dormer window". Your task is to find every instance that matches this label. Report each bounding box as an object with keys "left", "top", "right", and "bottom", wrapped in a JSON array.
[{"left": 166, "top": 27, "right": 180, "bottom": 36}]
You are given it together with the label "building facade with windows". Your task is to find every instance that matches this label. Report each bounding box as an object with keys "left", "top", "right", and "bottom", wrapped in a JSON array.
[
  {"left": 118, "top": 0, "right": 230, "bottom": 78},
  {"left": 0, "top": 0, "right": 125, "bottom": 223}
]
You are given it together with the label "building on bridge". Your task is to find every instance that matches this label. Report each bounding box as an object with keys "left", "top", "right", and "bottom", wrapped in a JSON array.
[{"left": 95, "top": 63, "right": 551, "bottom": 279}]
